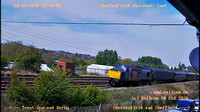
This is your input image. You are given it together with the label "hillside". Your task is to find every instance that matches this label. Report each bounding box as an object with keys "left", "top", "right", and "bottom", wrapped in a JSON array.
[{"left": 1, "top": 42, "right": 95, "bottom": 62}]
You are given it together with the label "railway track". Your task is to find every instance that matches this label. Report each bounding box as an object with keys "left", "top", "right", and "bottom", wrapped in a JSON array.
[
  {"left": 1, "top": 71, "right": 199, "bottom": 93},
  {"left": 70, "top": 76, "right": 111, "bottom": 88},
  {"left": 1, "top": 72, "right": 111, "bottom": 93}
]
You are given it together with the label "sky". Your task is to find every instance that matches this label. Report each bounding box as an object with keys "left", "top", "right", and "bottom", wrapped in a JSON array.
[{"left": 1, "top": 0, "right": 199, "bottom": 67}]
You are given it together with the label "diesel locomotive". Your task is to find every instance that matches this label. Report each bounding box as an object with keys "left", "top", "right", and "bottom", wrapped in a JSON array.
[{"left": 108, "top": 64, "right": 199, "bottom": 86}]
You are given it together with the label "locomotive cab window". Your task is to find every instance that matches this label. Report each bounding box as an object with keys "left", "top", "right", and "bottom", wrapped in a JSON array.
[{"left": 147, "top": 72, "right": 150, "bottom": 77}]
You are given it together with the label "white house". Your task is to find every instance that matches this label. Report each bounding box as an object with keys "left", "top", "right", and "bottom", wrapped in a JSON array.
[{"left": 86, "top": 64, "right": 113, "bottom": 76}]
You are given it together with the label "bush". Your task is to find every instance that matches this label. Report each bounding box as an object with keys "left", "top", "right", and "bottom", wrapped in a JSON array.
[
  {"left": 7, "top": 71, "right": 108, "bottom": 109},
  {"left": 68, "top": 86, "right": 85, "bottom": 107},
  {"left": 82, "top": 85, "right": 108, "bottom": 106},
  {"left": 7, "top": 71, "right": 36, "bottom": 107},
  {"left": 34, "top": 71, "right": 71, "bottom": 108},
  {"left": 69, "top": 85, "right": 109, "bottom": 107},
  {"left": 1, "top": 55, "right": 8, "bottom": 69},
  {"left": 79, "top": 65, "right": 87, "bottom": 71},
  {"left": 14, "top": 46, "right": 43, "bottom": 73}
]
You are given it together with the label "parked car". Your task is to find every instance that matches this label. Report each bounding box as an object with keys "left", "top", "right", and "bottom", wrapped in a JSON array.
[{"left": 177, "top": 99, "right": 195, "bottom": 112}]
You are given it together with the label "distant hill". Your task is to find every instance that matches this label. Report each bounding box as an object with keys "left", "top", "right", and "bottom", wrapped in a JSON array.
[
  {"left": 1, "top": 42, "right": 96, "bottom": 62},
  {"left": 39, "top": 48, "right": 95, "bottom": 61}
]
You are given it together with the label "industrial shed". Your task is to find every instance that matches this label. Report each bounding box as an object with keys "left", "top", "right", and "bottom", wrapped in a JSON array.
[{"left": 86, "top": 64, "right": 113, "bottom": 76}]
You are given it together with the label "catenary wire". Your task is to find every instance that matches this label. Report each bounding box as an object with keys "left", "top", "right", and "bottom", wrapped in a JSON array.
[
  {"left": 2, "top": 27, "right": 97, "bottom": 53},
  {"left": 1, "top": 21, "right": 190, "bottom": 26},
  {"left": 2, "top": 24, "right": 99, "bottom": 51}
]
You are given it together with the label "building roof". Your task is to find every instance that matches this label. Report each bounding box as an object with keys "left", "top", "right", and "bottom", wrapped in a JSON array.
[{"left": 87, "top": 64, "right": 113, "bottom": 70}]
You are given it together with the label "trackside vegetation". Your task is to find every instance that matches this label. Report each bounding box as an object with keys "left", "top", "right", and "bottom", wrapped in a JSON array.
[{"left": 7, "top": 71, "right": 109, "bottom": 110}]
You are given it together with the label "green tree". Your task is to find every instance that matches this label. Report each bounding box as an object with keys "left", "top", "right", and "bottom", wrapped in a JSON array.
[
  {"left": 119, "top": 58, "right": 133, "bottom": 65},
  {"left": 178, "top": 62, "right": 183, "bottom": 71},
  {"left": 138, "top": 56, "right": 163, "bottom": 65},
  {"left": 71, "top": 55, "right": 78, "bottom": 65},
  {"left": 88, "top": 59, "right": 96, "bottom": 65},
  {"left": 96, "top": 49, "right": 118, "bottom": 66},
  {"left": 42, "top": 53, "right": 55, "bottom": 67},
  {"left": 34, "top": 71, "right": 71, "bottom": 108},
  {"left": 7, "top": 71, "right": 36, "bottom": 107},
  {"left": 174, "top": 67, "right": 178, "bottom": 71},
  {"left": 1, "top": 55, "right": 8, "bottom": 69},
  {"left": 77, "top": 59, "right": 87, "bottom": 67},
  {"left": 1, "top": 41, "right": 27, "bottom": 61},
  {"left": 176, "top": 62, "right": 186, "bottom": 71},
  {"left": 136, "top": 56, "right": 169, "bottom": 69},
  {"left": 14, "top": 46, "right": 43, "bottom": 73}
]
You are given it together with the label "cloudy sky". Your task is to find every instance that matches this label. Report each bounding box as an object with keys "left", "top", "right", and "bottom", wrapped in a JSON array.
[{"left": 1, "top": 0, "right": 198, "bottom": 66}]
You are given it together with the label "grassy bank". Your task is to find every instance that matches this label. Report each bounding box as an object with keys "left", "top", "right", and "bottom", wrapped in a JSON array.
[
  {"left": 1, "top": 81, "right": 199, "bottom": 112},
  {"left": 108, "top": 81, "right": 199, "bottom": 107}
]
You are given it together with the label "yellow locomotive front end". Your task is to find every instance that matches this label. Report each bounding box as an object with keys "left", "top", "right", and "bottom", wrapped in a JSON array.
[
  {"left": 108, "top": 70, "right": 122, "bottom": 86},
  {"left": 108, "top": 70, "right": 121, "bottom": 79}
]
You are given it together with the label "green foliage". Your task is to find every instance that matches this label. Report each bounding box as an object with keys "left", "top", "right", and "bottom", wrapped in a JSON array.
[
  {"left": 88, "top": 59, "right": 96, "bottom": 65},
  {"left": 138, "top": 56, "right": 163, "bottom": 65},
  {"left": 14, "top": 46, "right": 43, "bottom": 73},
  {"left": 79, "top": 65, "right": 87, "bottom": 71},
  {"left": 119, "top": 58, "right": 133, "bottom": 65},
  {"left": 135, "top": 56, "right": 169, "bottom": 69},
  {"left": 68, "top": 86, "right": 85, "bottom": 107},
  {"left": 1, "top": 55, "right": 8, "bottom": 69},
  {"left": 1, "top": 41, "right": 27, "bottom": 61},
  {"left": 42, "top": 52, "right": 55, "bottom": 67},
  {"left": 7, "top": 71, "right": 36, "bottom": 107},
  {"left": 71, "top": 55, "right": 78, "bottom": 65},
  {"left": 82, "top": 85, "right": 107, "bottom": 106},
  {"left": 77, "top": 59, "right": 87, "bottom": 67},
  {"left": 34, "top": 71, "right": 71, "bottom": 107},
  {"left": 96, "top": 49, "right": 118, "bottom": 66},
  {"left": 95, "top": 88, "right": 109, "bottom": 104},
  {"left": 6, "top": 71, "right": 108, "bottom": 108},
  {"left": 69, "top": 85, "right": 108, "bottom": 107},
  {"left": 170, "top": 62, "right": 187, "bottom": 71}
]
